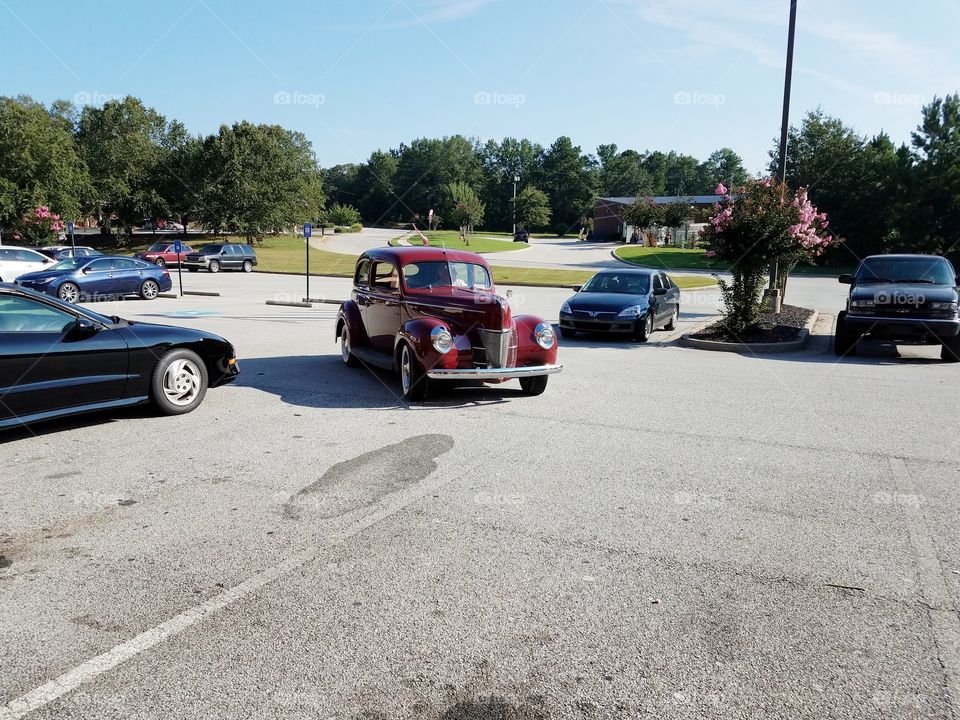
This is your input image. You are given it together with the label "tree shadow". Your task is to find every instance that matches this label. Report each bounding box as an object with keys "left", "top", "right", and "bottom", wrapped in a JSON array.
[{"left": 740, "top": 335, "right": 950, "bottom": 366}]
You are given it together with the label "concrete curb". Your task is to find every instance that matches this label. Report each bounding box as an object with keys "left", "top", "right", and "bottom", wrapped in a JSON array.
[
  {"left": 183, "top": 290, "right": 221, "bottom": 297},
  {"left": 265, "top": 300, "right": 312, "bottom": 308},
  {"left": 158, "top": 293, "right": 178, "bottom": 299},
  {"left": 680, "top": 311, "right": 820, "bottom": 354},
  {"left": 303, "top": 298, "right": 344, "bottom": 305}
]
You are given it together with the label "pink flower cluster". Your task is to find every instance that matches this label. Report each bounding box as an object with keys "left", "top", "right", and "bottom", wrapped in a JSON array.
[
  {"left": 787, "top": 189, "right": 831, "bottom": 257},
  {"left": 32, "top": 205, "right": 65, "bottom": 233},
  {"left": 710, "top": 205, "right": 733, "bottom": 231}
]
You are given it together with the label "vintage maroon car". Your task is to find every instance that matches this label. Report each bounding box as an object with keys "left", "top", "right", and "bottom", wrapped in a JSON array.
[
  {"left": 134, "top": 242, "right": 193, "bottom": 267},
  {"left": 337, "top": 247, "right": 562, "bottom": 400}
]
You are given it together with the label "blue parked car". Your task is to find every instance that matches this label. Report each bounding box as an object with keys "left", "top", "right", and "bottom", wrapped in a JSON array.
[{"left": 15, "top": 255, "right": 172, "bottom": 303}]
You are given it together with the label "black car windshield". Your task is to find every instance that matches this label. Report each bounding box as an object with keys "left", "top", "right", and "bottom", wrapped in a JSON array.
[
  {"left": 857, "top": 257, "right": 955, "bottom": 284},
  {"left": 403, "top": 261, "right": 492, "bottom": 290},
  {"left": 198, "top": 245, "right": 222, "bottom": 253},
  {"left": 581, "top": 273, "right": 650, "bottom": 294}
]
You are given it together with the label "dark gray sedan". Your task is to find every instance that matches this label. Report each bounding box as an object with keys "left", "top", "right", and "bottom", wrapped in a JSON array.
[{"left": 558, "top": 269, "right": 680, "bottom": 341}]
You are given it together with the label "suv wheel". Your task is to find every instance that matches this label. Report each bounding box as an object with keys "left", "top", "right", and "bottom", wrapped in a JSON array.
[
  {"left": 942, "top": 335, "right": 960, "bottom": 363},
  {"left": 400, "top": 343, "right": 429, "bottom": 401},
  {"left": 208, "top": 259, "right": 220, "bottom": 273},
  {"left": 242, "top": 259, "right": 253, "bottom": 273},
  {"left": 834, "top": 311, "right": 858, "bottom": 356}
]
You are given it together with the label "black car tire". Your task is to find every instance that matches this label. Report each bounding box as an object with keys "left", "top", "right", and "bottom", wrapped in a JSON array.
[
  {"left": 242, "top": 260, "right": 253, "bottom": 273},
  {"left": 151, "top": 348, "right": 209, "bottom": 415},
  {"left": 520, "top": 375, "right": 549, "bottom": 395},
  {"left": 140, "top": 279, "right": 160, "bottom": 300},
  {"left": 208, "top": 260, "right": 221, "bottom": 274},
  {"left": 665, "top": 306, "right": 679, "bottom": 331},
  {"left": 559, "top": 327, "right": 577, "bottom": 339},
  {"left": 834, "top": 311, "right": 858, "bottom": 356},
  {"left": 155, "top": 258, "right": 166, "bottom": 267},
  {"left": 634, "top": 312, "right": 654, "bottom": 342},
  {"left": 400, "top": 343, "right": 430, "bottom": 401},
  {"left": 340, "top": 323, "right": 360, "bottom": 367},
  {"left": 942, "top": 335, "right": 960, "bottom": 363},
  {"left": 58, "top": 282, "right": 81, "bottom": 304}
]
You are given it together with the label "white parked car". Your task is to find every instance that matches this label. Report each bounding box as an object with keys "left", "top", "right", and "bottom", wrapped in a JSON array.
[{"left": 0, "top": 246, "right": 56, "bottom": 282}]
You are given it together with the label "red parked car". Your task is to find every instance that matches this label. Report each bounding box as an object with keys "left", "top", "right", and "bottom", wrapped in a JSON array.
[
  {"left": 134, "top": 242, "right": 193, "bottom": 267},
  {"left": 337, "top": 247, "right": 562, "bottom": 400}
]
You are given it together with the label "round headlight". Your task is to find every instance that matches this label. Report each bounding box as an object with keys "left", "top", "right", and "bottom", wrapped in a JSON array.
[
  {"left": 431, "top": 326, "right": 453, "bottom": 354},
  {"left": 534, "top": 322, "right": 555, "bottom": 349}
]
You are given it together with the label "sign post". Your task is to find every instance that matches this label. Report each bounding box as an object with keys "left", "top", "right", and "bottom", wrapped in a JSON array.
[
  {"left": 67, "top": 221, "right": 75, "bottom": 252},
  {"left": 174, "top": 238, "right": 184, "bottom": 297},
  {"left": 303, "top": 222, "right": 313, "bottom": 301}
]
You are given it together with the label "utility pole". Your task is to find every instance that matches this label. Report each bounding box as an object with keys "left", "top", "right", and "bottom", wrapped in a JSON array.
[
  {"left": 766, "top": 0, "right": 798, "bottom": 314},
  {"left": 512, "top": 174, "right": 519, "bottom": 235}
]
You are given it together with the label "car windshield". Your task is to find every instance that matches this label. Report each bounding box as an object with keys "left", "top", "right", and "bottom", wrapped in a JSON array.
[
  {"left": 49, "top": 259, "right": 84, "bottom": 271},
  {"left": 198, "top": 245, "right": 222, "bottom": 253},
  {"left": 403, "top": 261, "right": 492, "bottom": 290},
  {"left": 147, "top": 243, "right": 168, "bottom": 252},
  {"left": 856, "top": 257, "right": 955, "bottom": 284},
  {"left": 581, "top": 273, "right": 650, "bottom": 295}
]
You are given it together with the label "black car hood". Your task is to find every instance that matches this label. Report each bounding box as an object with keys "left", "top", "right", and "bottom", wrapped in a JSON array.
[
  {"left": 567, "top": 292, "right": 649, "bottom": 311},
  {"left": 852, "top": 283, "right": 958, "bottom": 303},
  {"left": 120, "top": 319, "right": 229, "bottom": 344}
]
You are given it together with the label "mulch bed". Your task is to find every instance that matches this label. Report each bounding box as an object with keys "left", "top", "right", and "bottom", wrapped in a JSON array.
[{"left": 690, "top": 304, "right": 816, "bottom": 343}]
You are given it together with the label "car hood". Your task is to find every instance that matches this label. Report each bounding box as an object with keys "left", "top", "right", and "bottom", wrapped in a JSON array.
[
  {"left": 566, "top": 292, "right": 649, "bottom": 311},
  {"left": 17, "top": 269, "right": 71, "bottom": 282},
  {"left": 852, "top": 283, "right": 958, "bottom": 303}
]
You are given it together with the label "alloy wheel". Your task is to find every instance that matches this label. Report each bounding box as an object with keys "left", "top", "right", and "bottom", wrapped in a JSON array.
[
  {"left": 59, "top": 283, "right": 79, "bottom": 304},
  {"left": 162, "top": 358, "right": 202, "bottom": 407}
]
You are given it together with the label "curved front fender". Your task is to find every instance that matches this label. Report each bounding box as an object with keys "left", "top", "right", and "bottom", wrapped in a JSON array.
[
  {"left": 336, "top": 300, "right": 368, "bottom": 347},
  {"left": 397, "top": 317, "right": 465, "bottom": 373},
  {"left": 514, "top": 314, "right": 559, "bottom": 366}
]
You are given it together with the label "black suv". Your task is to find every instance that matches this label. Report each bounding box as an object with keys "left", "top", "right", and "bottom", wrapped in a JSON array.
[
  {"left": 183, "top": 243, "right": 257, "bottom": 273},
  {"left": 835, "top": 254, "right": 960, "bottom": 361},
  {"left": 513, "top": 229, "right": 529, "bottom": 243}
]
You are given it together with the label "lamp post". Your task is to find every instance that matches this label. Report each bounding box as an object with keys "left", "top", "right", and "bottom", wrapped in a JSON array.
[
  {"left": 766, "top": 0, "right": 798, "bottom": 315},
  {"left": 512, "top": 174, "right": 519, "bottom": 235}
]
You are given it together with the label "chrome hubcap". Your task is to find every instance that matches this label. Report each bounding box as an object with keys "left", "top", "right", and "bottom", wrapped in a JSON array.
[
  {"left": 401, "top": 348, "right": 411, "bottom": 395},
  {"left": 143, "top": 282, "right": 158, "bottom": 298},
  {"left": 60, "top": 285, "right": 78, "bottom": 303},
  {"left": 341, "top": 326, "right": 350, "bottom": 362},
  {"left": 162, "top": 359, "right": 201, "bottom": 407}
]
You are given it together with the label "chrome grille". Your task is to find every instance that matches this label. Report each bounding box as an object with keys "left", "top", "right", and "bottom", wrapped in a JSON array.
[{"left": 477, "top": 329, "right": 512, "bottom": 368}]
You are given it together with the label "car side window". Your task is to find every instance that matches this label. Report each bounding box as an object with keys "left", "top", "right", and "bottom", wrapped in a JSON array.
[
  {"left": 652, "top": 275, "right": 664, "bottom": 291},
  {"left": 0, "top": 295, "right": 75, "bottom": 333},
  {"left": 0, "top": 248, "right": 14, "bottom": 261},
  {"left": 354, "top": 259, "right": 371, "bottom": 287},
  {"left": 371, "top": 262, "right": 399, "bottom": 292},
  {"left": 114, "top": 258, "right": 139, "bottom": 270},
  {"left": 15, "top": 249, "right": 45, "bottom": 263},
  {"left": 87, "top": 259, "right": 113, "bottom": 272}
]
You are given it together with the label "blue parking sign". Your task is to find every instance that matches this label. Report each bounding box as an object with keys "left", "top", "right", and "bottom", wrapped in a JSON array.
[
  {"left": 174, "top": 239, "right": 182, "bottom": 254},
  {"left": 66, "top": 221, "right": 74, "bottom": 234},
  {"left": 303, "top": 222, "right": 312, "bottom": 238}
]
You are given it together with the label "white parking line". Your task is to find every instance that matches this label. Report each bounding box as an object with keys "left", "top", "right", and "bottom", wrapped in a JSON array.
[{"left": 0, "top": 470, "right": 452, "bottom": 720}]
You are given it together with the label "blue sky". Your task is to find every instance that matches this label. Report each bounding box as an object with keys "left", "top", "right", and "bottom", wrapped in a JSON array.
[{"left": 2, "top": 0, "right": 958, "bottom": 173}]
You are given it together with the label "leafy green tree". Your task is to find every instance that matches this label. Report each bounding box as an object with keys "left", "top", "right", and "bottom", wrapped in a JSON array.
[
  {"left": 912, "top": 93, "right": 960, "bottom": 256},
  {"left": 395, "top": 136, "right": 483, "bottom": 223},
  {"left": 446, "top": 181, "right": 484, "bottom": 244},
  {"left": 326, "top": 202, "right": 361, "bottom": 226},
  {"left": 0, "top": 96, "right": 90, "bottom": 236},
  {"left": 197, "top": 121, "right": 324, "bottom": 242},
  {"left": 76, "top": 96, "right": 183, "bottom": 237},
  {"left": 597, "top": 144, "right": 655, "bottom": 197},
  {"left": 355, "top": 150, "right": 398, "bottom": 225},
  {"left": 663, "top": 152, "right": 700, "bottom": 195},
  {"left": 541, "top": 136, "right": 597, "bottom": 234},
  {"left": 323, "top": 163, "right": 362, "bottom": 208},
  {"left": 697, "top": 149, "right": 748, "bottom": 194},
  {"left": 622, "top": 197, "right": 662, "bottom": 235},
  {"left": 513, "top": 186, "right": 551, "bottom": 230},
  {"left": 659, "top": 202, "right": 694, "bottom": 244},
  {"left": 480, "top": 137, "right": 544, "bottom": 230}
]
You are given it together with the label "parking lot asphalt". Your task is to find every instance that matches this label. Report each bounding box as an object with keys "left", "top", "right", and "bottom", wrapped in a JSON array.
[{"left": 2, "top": 271, "right": 958, "bottom": 719}]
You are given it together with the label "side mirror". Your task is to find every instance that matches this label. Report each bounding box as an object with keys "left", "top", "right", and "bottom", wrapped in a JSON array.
[
  {"left": 81, "top": 266, "right": 92, "bottom": 274},
  {"left": 654, "top": 287, "right": 668, "bottom": 296},
  {"left": 73, "top": 317, "right": 100, "bottom": 337},
  {"left": 838, "top": 274, "right": 853, "bottom": 285},
  {"left": 572, "top": 285, "right": 582, "bottom": 292}
]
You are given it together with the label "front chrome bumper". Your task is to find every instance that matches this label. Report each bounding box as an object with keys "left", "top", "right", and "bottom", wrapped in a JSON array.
[{"left": 427, "top": 363, "right": 563, "bottom": 380}]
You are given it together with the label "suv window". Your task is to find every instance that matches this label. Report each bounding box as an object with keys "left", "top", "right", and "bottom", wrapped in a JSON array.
[
  {"left": 0, "top": 295, "right": 75, "bottom": 333},
  {"left": 355, "top": 259, "right": 371, "bottom": 287},
  {"left": 0, "top": 248, "right": 15, "bottom": 261},
  {"left": 371, "top": 262, "right": 398, "bottom": 292},
  {"left": 14, "top": 249, "right": 46, "bottom": 263},
  {"left": 241, "top": 245, "right": 255, "bottom": 256}
]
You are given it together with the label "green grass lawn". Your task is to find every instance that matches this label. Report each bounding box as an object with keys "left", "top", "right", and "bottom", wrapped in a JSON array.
[
  {"left": 489, "top": 265, "right": 716, "bottom": 289},
  {"left": 615, "top": 245, "right": 850, "bottom": 276},
  {"left": 402, "top": 231, "right": 527, "bottom": 253}
]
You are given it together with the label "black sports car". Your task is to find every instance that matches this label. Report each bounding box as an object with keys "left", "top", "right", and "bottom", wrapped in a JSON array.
[
  {"left": 558, "top": 269, "right": 681, "bottom": 341},
  {"left": 0, "top": 283, "right": 238, "bottom": 430}
]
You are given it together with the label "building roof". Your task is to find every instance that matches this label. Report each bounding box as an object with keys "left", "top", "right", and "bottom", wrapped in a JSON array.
[{"left": 599, "top": 195, "right": 722, "bottom": 206}]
